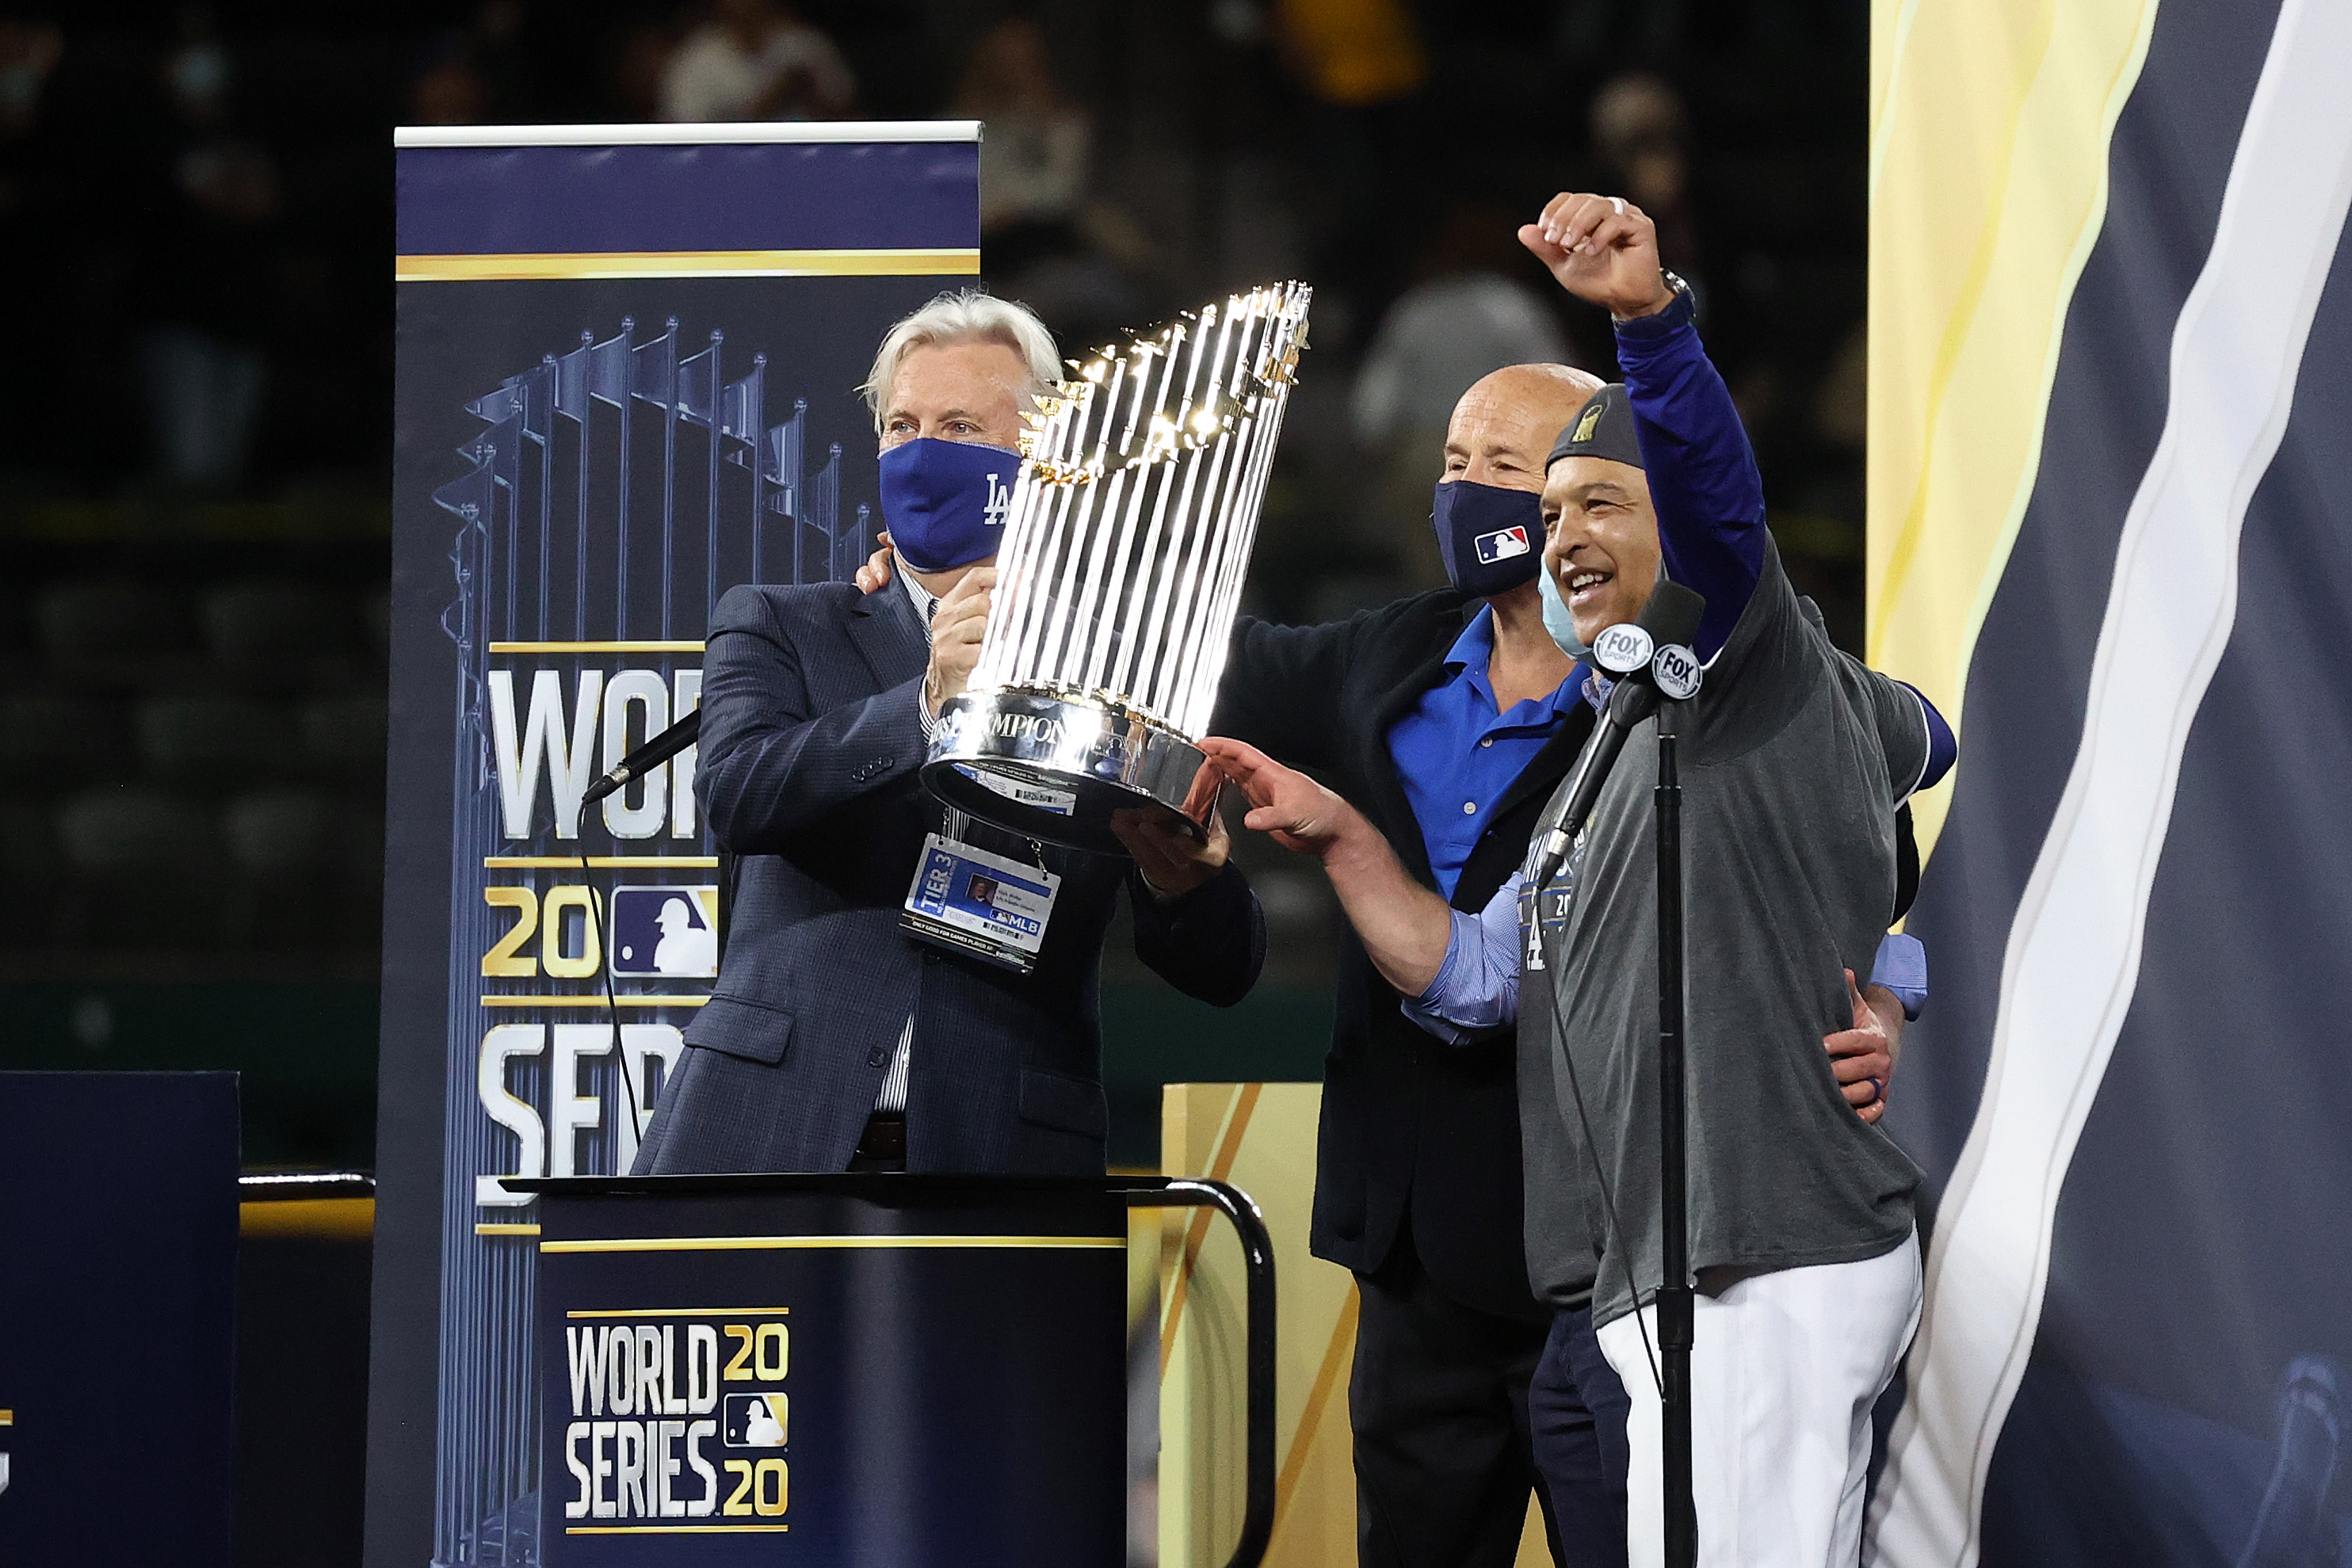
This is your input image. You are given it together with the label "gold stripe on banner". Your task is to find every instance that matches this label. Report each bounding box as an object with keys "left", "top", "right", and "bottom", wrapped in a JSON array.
[
  {"left": 398, "top": 249, "right": 981, "bottom": 282},
  {"left": 483, "top": 856, "right": 720, "bottom": 869},
  {"left": 479, "top": 994, "right": 710, "bottom": 1008},
  {"left": 564, "top": 1307, "right": 790, "bottom": 1318},
  {"left": 475, "top": 1223, "right": 542, "bottom": 1237},
  {"left": 544, "top": 1234, "right": 1123, "bottom": 1253},
  {"left": 1158, "top": 1082, "right": 1261, "bottom": 1368},
  {"left": 487, "top": 640, "right": 704, "bottom": 654},
  {"left": 242, "top": 1197, "right": 375, "bottom": 1241},
  {"left": 0, "top": 1410, "right": 13, "bottom": 1425},
  {"left": 567, "top": 1525, "right": 792, "bottom": 1536},
  {"left": 1273, "top": 1287, "right": 1361, "bottom": 1530},
  {"left": 1867, "top": 0, "right": 2156, "bottom": 858}
]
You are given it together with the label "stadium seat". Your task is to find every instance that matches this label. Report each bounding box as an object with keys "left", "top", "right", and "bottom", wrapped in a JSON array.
[
  {"left": 0, "top": 794, "right": 59, "bottom": 945},
  {"left": 56, "top": 785, "right": 223, "bottom": 875},
  {"left": 360, "top": 588, "right": 391, "bottom": 666},
  {"left": 135, "top": 693, "right": 290, "bottom": 789},
  {"left": 0, "top": 690, "right": 128, "bottom": 788},
  {"left": 55, "top": 785, "right": 227, "bottom": 948},
  {"left": 300, "top": 695, "right": 389, "bottom": 785},
  {"left": 34, "top": 579, "right": 198, "bottom": 688},
  {"left": 200, "top": 581, "right": 357, "bottom": 687},
  {"left": 223, "top": 788, "right": 345, "bottom": 876}
]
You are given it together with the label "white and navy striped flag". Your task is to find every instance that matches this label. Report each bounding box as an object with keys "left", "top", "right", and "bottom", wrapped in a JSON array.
[{"left": 1868, "top": 0, "right": 2352, "bottom": 1561}]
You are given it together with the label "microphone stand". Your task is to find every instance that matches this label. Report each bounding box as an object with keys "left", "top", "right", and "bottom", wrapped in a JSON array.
[
  {"left": 1528, "top": 579, "right": 1707, "bottom": 1566},
  {"left": 1655, "top": 693, "right": 1697, "bottom": 1568}
]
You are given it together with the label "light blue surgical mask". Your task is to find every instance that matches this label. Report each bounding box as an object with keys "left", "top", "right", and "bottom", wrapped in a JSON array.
[{"left": 1537, "top": 558, "right": 1591, "bottom": 662}]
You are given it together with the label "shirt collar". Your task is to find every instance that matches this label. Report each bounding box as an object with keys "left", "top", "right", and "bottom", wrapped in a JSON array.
[
  {"left": 898, "top": 568, "right": 941, "bottom": 641},
  {"left": 1442, "top": 603, "right": 1499, "bottom": 673},
  {"left": 1445, "top": 604, "right": 1584, "bottom": 724}
]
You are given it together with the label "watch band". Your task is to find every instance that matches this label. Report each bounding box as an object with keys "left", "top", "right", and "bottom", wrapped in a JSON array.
[{"left": 1614, "top": 269, "right": 1693, "bottom": 324}]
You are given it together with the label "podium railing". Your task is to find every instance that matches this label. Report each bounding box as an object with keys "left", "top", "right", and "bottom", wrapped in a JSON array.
[{"left": 1121, "top": 1177, "right": 1277, "bottom": 1568}]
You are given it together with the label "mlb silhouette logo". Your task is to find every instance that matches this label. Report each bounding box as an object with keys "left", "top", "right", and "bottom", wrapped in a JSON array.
[
  {"left": 724, "top": 1392, "right": 789, "bottom": 1448},
  {"left": 609, "top": 886, "right": 720, "bottom": 978},
  {"left": 1475, "top": 526, "right": 1531, "bottom": 565}
]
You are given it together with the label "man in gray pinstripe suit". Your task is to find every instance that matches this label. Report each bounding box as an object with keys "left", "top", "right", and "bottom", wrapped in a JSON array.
[{"left": 632, "top": 292, "right": 1265, "bottom": 1176}]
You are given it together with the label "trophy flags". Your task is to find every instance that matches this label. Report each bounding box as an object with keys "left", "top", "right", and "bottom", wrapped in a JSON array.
[
  {"left": 376, "top": 122, "right": 979, "bottom": 1568},
  {"left": 923, "top": 282, "right": 1311, "bottom": 853}
]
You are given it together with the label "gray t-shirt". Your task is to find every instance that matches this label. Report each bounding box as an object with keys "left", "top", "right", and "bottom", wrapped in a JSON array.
[
  {"left": 1519, "top": 876, "right": 1598, "bottom": 1311},
  {"left": 1533, "top": 542, "right": 1929, "bottom": 1327}
]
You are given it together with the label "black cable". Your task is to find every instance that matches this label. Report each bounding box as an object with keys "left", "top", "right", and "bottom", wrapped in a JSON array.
[
  {"left": 578, "top": 853, "right": 645, "bottom": 1156},
  {"left": 1538, "top": 878, "right": 1665, "bottom": 1400}
]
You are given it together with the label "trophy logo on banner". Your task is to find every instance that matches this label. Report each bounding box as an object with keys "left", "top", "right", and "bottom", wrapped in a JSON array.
[{"left": 924, "top": 281, "right": 1312, "bottom": 850}]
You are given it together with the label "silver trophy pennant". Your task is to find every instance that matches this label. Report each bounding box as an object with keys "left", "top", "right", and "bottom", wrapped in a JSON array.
[{"left": 923, "top": 280, "right": 1312, "bottom": 852}]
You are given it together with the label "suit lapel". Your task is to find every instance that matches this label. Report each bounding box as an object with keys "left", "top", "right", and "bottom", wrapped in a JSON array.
[
  {"left": 846, "top": 581, "right": 929, "bottom": 691},
  {"left": 1361, "top": 649, "right": 1453, "bottom": 887}
]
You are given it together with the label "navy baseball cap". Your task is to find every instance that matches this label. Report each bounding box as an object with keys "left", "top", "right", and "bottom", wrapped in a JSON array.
[{"left": 1547, "top": 383, "right": 1644, "bottom": 471}]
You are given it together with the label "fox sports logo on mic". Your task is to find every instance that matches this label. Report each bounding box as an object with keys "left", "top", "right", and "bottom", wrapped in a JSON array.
[
  {"left": 1651, "top": 643, "right": 1702, "bottom": 700},
  {"left": 1592, "top": 621, "right": 1655, "bottom": 676}
]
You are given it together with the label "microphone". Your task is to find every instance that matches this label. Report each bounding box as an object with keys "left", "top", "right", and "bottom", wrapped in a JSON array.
[
  {"left": 581, "top": 708, "right": 701, "bottom": 807},
  {"left": 1529, "top": 580, "right": 1706, "bottom": 888}
]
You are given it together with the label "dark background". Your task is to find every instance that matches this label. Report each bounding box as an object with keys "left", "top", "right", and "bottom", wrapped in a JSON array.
[
  {"left": 0, "top": 7, "right": 1867, "bottom": 1559},
  {"left": 0, "top": 0, "right": 1872, "bottom": 1168}
]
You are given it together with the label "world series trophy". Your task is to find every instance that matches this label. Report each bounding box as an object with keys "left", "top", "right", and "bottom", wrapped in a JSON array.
[{"left": 923, "top": 280, "right": 1312, "bottom": 853}]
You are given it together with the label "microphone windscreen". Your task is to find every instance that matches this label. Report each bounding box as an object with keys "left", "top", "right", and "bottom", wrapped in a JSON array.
[{"left": 1634, "top": 579, "right": 1706, "bottom": 649}]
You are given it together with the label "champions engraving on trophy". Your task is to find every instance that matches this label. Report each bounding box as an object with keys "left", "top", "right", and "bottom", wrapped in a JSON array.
[
  {"left": 924, "top": 281, "right": 1312, "bottom": 851},
  {"left": 990, "top": 712, "right": 1068, "bottom": 746}
]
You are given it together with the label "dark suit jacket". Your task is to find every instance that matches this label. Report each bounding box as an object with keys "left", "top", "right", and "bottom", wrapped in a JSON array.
[
  {"left": 634, "top": 579, "right": 1266, "bottom": 1177},
  {"left": 1216, "top": 590, "right": 1596, "bottom": 1322}
]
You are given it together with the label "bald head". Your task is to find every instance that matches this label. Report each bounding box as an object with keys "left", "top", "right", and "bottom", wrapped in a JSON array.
[{"left": 1442, "top": 364, "right": 1608, "bottom": 494}]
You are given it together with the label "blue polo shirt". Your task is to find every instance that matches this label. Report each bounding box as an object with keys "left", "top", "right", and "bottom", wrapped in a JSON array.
[{"left": 1388, "top": 605, "right": 1581, "bottom": 900}]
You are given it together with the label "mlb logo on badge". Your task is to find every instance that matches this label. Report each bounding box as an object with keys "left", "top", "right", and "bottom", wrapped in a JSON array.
[
  {"left": 724, "top": 1392, "right": 788, "bottom": 1448},
  {"left": 609, "top": 886, "right": 720, "bottom": 978},
  {"left": 1475, "top": 526, "right": 1530, "bottom": 565}
]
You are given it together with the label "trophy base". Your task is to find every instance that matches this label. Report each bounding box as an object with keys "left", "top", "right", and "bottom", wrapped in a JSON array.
[{"left": 922, "top": 687, "right": 1207, "bottom": 855}]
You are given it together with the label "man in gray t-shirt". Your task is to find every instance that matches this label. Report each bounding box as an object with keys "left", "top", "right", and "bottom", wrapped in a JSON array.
[
  {"left": 1202, "top": 192, "right": 1953, "bottom": 1568},
  {"left": 1541, "top": 539, "right": 1927, "bottom": 1322},
  {"left": 1520, "top": 190, "right": 1942, "bottom": 1568}
]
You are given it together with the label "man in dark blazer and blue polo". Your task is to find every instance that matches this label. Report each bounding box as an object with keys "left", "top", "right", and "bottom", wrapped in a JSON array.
[{"left": 632, "top": 291, "right": 1264, "bottom": 1177}]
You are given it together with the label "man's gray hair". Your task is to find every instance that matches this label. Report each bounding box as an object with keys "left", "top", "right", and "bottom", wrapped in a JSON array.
[{"left": 860, "top": 289, "right": 1060, "bottom": 431}]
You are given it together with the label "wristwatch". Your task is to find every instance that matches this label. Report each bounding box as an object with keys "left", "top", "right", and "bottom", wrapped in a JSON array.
[{"left": 1615, "top": 269, "right": 1693, "bottom": 324}]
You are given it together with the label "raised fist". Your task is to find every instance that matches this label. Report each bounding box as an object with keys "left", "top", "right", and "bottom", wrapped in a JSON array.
[{"left": 1518, "top": 193, "right": 1676, "bottom": 321}]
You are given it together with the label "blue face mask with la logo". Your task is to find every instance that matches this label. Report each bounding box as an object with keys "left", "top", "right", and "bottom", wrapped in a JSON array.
[
  {"left": 878, "top": 437, "right": 1018, "bottom": 573},
  {"left": 1430, "top": 479, "right": 1544, "bottom": 599}
]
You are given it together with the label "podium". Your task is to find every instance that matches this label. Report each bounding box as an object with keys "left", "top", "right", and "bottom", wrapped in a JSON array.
[
  {"left": 0, "top": 1072, "right": 239, "bottom": 1565},
  {"left": 518, "top": 1173, "right": 1273, "bottom": 1568}
]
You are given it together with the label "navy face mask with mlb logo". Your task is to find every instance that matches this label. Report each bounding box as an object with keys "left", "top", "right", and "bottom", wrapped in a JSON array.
[
  {"left": 1430, "top": 478, "right": 1544, "bottom": 599},
  {"left": 877, "top": 437, "right": 1018, "bottom": 573}
]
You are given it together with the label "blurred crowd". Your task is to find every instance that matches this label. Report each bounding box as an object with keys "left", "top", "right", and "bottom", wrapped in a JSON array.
[{"left": 0, "top": 0, "right": 1872, "bottom": 971}]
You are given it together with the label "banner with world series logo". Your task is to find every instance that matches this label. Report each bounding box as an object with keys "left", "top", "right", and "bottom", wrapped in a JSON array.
[{"left": 375, "top": 123, "right": 980, "bottom": 1568}]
